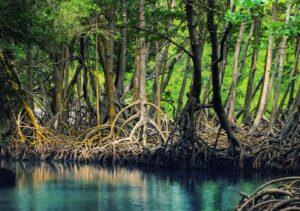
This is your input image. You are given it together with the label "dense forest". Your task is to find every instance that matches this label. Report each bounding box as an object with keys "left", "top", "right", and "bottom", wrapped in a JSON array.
[
  {"left": 2, "top": 0, "right": 300, "bottom": 210},
  {"left": 0, "top": 0, "right": 300, "bottom": 171}
]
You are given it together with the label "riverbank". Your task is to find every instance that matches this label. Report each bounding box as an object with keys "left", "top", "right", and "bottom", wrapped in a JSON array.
[
  {"left": 1, "top": 126, "right": 300, "bottom": 173},
  {"left": 1, "top": 109, "right": 298, "bottom": 173}
]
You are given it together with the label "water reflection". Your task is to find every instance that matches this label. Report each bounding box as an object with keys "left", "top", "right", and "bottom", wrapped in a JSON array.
[{"left": 0, "top": 161, "right": 285, "bottom": 211}]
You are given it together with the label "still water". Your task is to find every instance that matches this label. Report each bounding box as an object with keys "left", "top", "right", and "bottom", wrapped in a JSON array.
[{"left": 0, "top": 161, "right": 284, "bottom": 211}]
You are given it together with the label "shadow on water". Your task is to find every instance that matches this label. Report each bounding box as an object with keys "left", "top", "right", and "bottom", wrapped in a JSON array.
[
  {"left": 0, "top": 167, "right": 16, "bottom": 188},
  {"left": 0, "top": 160, "right": 289, "bottom": 211}
]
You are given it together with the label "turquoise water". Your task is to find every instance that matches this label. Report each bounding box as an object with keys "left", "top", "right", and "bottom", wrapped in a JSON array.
[{"left": 0, "top": 161, "right": 283, "bottom": 211}]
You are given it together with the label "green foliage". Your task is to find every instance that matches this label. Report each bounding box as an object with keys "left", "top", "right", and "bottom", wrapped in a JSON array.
[
  {"left": 225, "top": 0, "right": 264, "bottom": 24},
  {"left": 0, "top": 0, "right": 37, "bottom": 43},
  {"left": 1, "top": 0, "right": 300, "bottom": 123},
  {"left": 56, "top": 0, "right": 99, "bottom": 38}
]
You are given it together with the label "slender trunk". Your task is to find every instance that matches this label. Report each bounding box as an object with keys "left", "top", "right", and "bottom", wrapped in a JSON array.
[
  {"left": 291, "top": 84, "right": 300, "bottom": 114},
  {"left": 35, "top": 49, "right": 53, "bottom": 120},
  {"left": 227, "top": 21, "right": 255, "bottom": 119},
  {"left": 81, "top": 37, "right": 94, "bottom": 119},
  {"left": 237, "top": 21, "right": 255, "bottom": 77},
  {"left": 54, "top": 49, "right": 64, "bottom": 115},
  {"left": 63, "top": 45, "right": 69, "bottom": 100},
  {"left": 103, "top": 17, "right": 116, "bottom": 123},
  {"left": 116, "top": 0, "right": 127, "bottom": 100},
  {"left": 250, "top": 1, "right": 277, "bottom": 134},
  {"left": 176, "top": 56, "right": 190, "bottom": 118},
  {"left": 161, "top": 53, "right": 182, "bottom": 92},
  {"left": 242, "top": 17, "right": 261, "bottom": 123},
  {"left": 182, "top": 0, "right": 203, "bottom": 142},
  {"left": 228, "top": 22, "right": 246, "bottom": 122},
  {"left": 155, "top": 68, "right": 161, "bottom": 129},
  {"left": 95, "top": 20, "right": 101, "bottom": 127},
  {"left": 137, "top": 0, "right": 148, "bottom": 145},
  {"left": 236, "top": 76, "right": 263, "bottom": 121},
  {"left": 264, "top": 47, "right": 280, "bottom": 115},
  {"left": 219, "top": 0, "right": 235, "bottom": 86},
  {"left": 76, "top": 40, "right": 83, "bottom": 128},
  {"left": 98, "top": 37, "right": 106, "bottom": 73},
  {"left": 207, "top": 0, "right": 240, "bottom": 156},
  {"left": 286, "top": 35, "right": 300, "bottom": 113},
  {"left": 154, "top": 42, "right": 169, "bottom": 129},
  {"left": 25, "top": 45, "right": 34, "bottom": 110},
  {"left": 186, "top": 0, "right": 202, "bottom": 102},
  {"left": 157, "top": 0, "right": 175, "bottom": 120},
  {"left": 150, "top": 45, "right": 178, "bottom": 118},
  {"left": 278, "top": 5, "right": 299, "bottom": 117},
  {"left": 133, "top": 51, "right": 140, "bottom": 102},
  {"left": 152, "top": 42, "right": 169, "bottom": 96},
  {"left": 269, "top": 1, "right": 292, "bottom": 133},
  {"left": 76, "top": 65, "right": 82, "bottom": 128}
]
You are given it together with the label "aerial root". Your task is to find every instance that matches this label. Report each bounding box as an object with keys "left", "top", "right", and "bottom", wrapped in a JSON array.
[
  {"left": 8, "top": 103, "right": 300, "bottom": 170},
  {"left": 11, "top": 100, "right": 171, "bottom": 162},
  {"left": 237, "top": 177, "right": 300, "bottom": 211}
]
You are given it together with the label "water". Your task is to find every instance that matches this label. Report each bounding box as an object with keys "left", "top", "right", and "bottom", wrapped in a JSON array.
[{"left": 0, "top": 161, "right": 285, "bottom": 211}]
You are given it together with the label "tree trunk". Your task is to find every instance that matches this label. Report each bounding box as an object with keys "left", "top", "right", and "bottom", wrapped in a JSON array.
[
  {"left": 81, "top": 37, "right": 94, "bottom": 120},
  {"left": 95, "top": 19, "right": 101, "bottom": 127},
  {"left": 161, "top": 53, "right": 182, "bottom": 92},
  {"left": 276, "top": 3, "right": 297, "bottom": 115},
  {"left": 78, "top": 37, "right": 88, "bottom": 126},
  {"left": 132, "top": 47, "right": 140, "bottom": 102},
  {"left": 176, "top": 56, "right": 190, "bottom": 118},
  {"left": 35, "top": 49, "right": 53, "bottom": 121},
  {"left": 219, "top": 1, "right": 235, "bottom": 87},
  {"left": 237, "top": 21, "right": 255, "bottom": 78},
  {"left": 291, "top": 84, "right": 300, "bottom": 114},
  {"left": 228, "top": 22, "right": 246, "bottom": 122},
  {"left": 207, "top": 0, "right": 240, "bottom": 156},
  {"left": 136, "top": 0, "right": 148, "bottom": 145},
  {"left": 154, "top": 42, "right": 169, "bottom": 129},
  {"left": 116, "top": 0, "right": 127, "bottom": 100},
  {"left": 285, "top": 35, "right": 300, "bottom": 114},
  {"left": 53, "top": 49, "right": 64, "bottom": 116},
  {"left": 269, "top": 1, "right": 292, "bottom": 134},
  {"left": 242, "top": 17, "right": 261, "bottom": 123},
  {"left": 186, "top": 0, "right": 202, "bottom": 102},
  {"left": 63, "top": 45, "right": 69, "bottom": 101},
  {"left": 182, "top": 0, "right": 203, "bottom": 142},
  {"left": 103, "top": 18, "right": 116, "bottom": 123},
  {"left": 76, "top": 63, "right": 82, "bottom": 128},
  {"left": 25, "top": 45, "right": 34, "bottom": 110},
  {"left": 250, "top": 1, "right": 277, "bottom": 134}
]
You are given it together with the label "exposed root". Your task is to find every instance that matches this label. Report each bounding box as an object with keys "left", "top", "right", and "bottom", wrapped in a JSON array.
[
  {"left": 8, "top": 100, "right": 171, "bottom": 163},
  {"left": 237, "top": 177, "right": 300, "bottom": 210},
  {"left": 4, "top": 102, "right": 300, "bottom": 172}
]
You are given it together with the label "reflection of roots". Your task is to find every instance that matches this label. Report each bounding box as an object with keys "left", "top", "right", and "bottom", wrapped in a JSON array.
[
  {"left": 12, "top": 101, "right": 171, "bottom": 162},
  {"left": 237, "top": 177, "right": 300, "bottom": 210}
]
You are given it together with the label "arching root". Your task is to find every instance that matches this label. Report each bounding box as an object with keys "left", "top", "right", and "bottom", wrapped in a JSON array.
[{"left": 237, "top": 177, "right": 300, "bottom": 210}]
